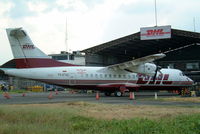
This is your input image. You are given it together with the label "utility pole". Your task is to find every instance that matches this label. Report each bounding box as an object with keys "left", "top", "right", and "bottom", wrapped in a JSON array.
[
  {"left": 154, "top": 0, "right": 158, "bottom": 26},
  {"left": 65, "top": 17, "right": 69, "bottom": 60},
  {"left": 193, "top": 17, "right": 196, "bottom": 32}
]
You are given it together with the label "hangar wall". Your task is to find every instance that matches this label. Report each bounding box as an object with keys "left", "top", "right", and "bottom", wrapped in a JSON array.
[
  {"left": 157, "top": 44, "right": 200, "bottom": 81},
  {"left": 85, "top": 54, "right": 126, "bottom": 66}
]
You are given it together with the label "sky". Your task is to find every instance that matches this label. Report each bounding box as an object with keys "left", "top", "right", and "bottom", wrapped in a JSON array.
[{"left": 0, "top": 0, "right": 200, "bottom": 64}]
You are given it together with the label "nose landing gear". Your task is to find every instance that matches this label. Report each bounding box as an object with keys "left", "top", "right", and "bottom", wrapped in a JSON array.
[{"left": 104, "top": 91, "right": 123, "bottom": 97}]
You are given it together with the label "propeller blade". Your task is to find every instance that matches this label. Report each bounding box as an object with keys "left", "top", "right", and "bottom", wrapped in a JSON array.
[
  {"left": 152, "top": 67, "right": 158, "bottom": 83},
  {"left": 152, "top": 65, "right": 162, "bottom": 83}
]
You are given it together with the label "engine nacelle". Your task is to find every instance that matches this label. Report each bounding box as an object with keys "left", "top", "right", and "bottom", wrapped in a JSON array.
[{"left": 129, "top": 63, "right": 157, "bottom": 76}]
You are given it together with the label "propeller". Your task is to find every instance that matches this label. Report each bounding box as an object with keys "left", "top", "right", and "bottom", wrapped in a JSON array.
[{"left": 152, "top": 65, "right": 162, "bottom": 83}]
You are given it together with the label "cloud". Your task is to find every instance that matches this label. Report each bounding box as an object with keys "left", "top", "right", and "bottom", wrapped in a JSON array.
[
  {"left": 56, "top": 0, "right": 88, "bottom": 12},
  {"left": 0, "top": 1, "right": 15, "bottom": 64},
  {"left": 0, "top": 1, "right": 14, "bottom": 16},
  {"left": 28, "top": 1, "right": 48, "bottom": 13}
]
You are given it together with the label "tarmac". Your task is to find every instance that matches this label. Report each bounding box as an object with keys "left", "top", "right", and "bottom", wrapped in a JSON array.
[{"left": 0, "top": 91, "right": 200, "bottom": 106}]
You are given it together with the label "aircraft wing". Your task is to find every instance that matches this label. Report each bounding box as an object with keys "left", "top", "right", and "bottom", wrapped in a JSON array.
[
  {"left": 106, "top": 53, "right": 165, "bottom": 70},
  {"left": 101, "top": 53, "right": 166, "bottom": 75}
]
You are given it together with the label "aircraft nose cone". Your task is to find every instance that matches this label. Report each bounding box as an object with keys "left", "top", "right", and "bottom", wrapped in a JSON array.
[{"left": 187, "top": 77, "right": 194, "bottom": 85}]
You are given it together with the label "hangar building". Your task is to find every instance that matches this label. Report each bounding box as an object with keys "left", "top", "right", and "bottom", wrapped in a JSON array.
[
  {"left": 1, "top": 26, "right": 200, "bottom": 90},
  {"left": 82, "top": 27, "right": 200, "bottom": 82}
]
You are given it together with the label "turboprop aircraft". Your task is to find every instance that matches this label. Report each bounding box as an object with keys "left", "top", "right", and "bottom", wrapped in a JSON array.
[{"left": 0, "top": 28, "right": 194, "bottom": 96}]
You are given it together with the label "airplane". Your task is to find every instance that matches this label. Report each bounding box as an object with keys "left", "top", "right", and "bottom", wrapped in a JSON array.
[{"left": 0, "top": 28, "right": 194, "bottom": 97}]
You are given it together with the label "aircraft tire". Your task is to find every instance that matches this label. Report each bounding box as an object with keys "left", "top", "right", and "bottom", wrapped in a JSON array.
[{"left": 114, "top": 91, "right": 122, "bottom": 97}]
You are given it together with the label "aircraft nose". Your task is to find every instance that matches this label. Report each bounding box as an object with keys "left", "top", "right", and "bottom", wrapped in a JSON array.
[{"left": 186, "top": 77, "right": 194, "bottom": 85}]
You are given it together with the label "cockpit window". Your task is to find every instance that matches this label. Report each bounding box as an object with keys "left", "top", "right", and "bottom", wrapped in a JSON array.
[{"left": 179, "top": 72, "right": 185, "bottom": 76}]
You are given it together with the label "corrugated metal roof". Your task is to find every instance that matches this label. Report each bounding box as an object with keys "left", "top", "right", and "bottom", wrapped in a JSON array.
[{"left": 82, "top": 29, "right": 200, "bottom": 59}]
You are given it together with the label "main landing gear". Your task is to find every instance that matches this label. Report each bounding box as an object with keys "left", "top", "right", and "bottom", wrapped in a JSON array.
[
  {"left": 114, "top": 91, "right": 123, "bottom": 97},
  {"left": 104, "top": 91, "right": 123, "bottom": 97}
]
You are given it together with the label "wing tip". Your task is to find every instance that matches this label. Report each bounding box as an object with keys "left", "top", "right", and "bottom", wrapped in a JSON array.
[{"left": 154, "top": 53, "right": 166, "bottom": 58}]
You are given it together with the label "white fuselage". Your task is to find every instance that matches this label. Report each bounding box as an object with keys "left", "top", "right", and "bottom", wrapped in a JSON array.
[{"left": 3, "top": 66, "right": 194, "bottom": 91}]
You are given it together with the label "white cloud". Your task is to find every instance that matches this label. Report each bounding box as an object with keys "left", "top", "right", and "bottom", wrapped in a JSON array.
[
  {"left": 27, "top": 1, "right": 48, "bottom": 13},
  {"left": 0, "top": 1, "right": 14, "bottom": 16},
  {"left": 56, "top": 0, "right": 88, "bottom": 12},
  {"left": 0, "top": 1, "right": 15, "bottom": 64},
  {"left": 22, "top": 0, "right": 141, "bottom": 54}
]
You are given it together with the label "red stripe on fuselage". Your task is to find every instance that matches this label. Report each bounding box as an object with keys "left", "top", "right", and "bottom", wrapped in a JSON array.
[
  {"left": 14, "top": 58, "right": 78, "bottom": 68},
  {"left": 35, "top": 79, "right": 193, "bottom": 89}
]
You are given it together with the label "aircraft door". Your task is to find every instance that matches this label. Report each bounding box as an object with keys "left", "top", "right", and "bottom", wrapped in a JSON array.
[{"left": 69, "top": 73, "right": 76, "bottom": 85}]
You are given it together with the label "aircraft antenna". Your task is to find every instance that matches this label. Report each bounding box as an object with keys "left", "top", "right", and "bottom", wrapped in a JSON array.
[{"left": 65, "top": 16, "right": 69, "bottom": 60}]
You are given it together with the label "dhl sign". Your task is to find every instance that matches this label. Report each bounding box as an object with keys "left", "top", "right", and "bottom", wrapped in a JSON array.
[
  {"left": 136, "top": 74, "right": 172, "bottom": 85},
  {"left": 140, "top": 25, "right": 171, "bottom": 40},
  {"left": 22, "top": 43, "right": 35, "bottom": 49}
]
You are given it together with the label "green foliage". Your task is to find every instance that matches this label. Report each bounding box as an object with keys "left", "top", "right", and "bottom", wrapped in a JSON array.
[{"left": 0, "top": 105, "right": 200, "bottom": 134}]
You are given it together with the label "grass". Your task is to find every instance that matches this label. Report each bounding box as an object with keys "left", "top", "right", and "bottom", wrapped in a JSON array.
[
  {"left": 0, "top": 102, "right": 200, "bottom": 134},
  {"left": 160, "top": 96, "right": 200, "bottom": 103}
]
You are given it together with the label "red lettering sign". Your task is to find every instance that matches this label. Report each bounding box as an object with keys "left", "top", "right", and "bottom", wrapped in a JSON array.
[
  {"left": 140, "top": 25, "right": 171, "bottom": 40},
  {"left": 136, "top": 74, "right": 172, "bottom": 85},
  {"left": 76, "top": 69, "right": 86, "bottom": 74},
  {"left": 22, "top": 44, "right": 35, "bottom": 49},
  {"left": 146, "top": 29, "right": 164, "bottom": 36},
  {"left": 162, "top": 74, "right": 172, "bottom": 84},
  {"left": 137, "top": 74, "right": 148, "bottom": 84}
]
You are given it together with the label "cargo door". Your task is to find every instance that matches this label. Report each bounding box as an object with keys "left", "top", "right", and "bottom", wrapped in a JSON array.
[{"left": 69, "top": 73, "right": 76, "bottom": 85}]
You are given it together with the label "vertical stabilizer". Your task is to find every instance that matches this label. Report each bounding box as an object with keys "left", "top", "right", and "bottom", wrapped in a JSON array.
[
  {"left": 6, "top": 28, "right": 50, "bottom": 59},
  {"left": 6, "top": 28, "right": 76, "bottom": 68}
]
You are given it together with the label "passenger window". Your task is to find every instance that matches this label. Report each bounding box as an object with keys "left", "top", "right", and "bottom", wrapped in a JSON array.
[
  {"left": 85, "top": 74, "right": 88, "bottom": 77},
  {"left": 123, "top": 75, "right": 126, "bottom": 78},
  {"left": 105, "top": 74, "right": 107, "bottom": 78}
]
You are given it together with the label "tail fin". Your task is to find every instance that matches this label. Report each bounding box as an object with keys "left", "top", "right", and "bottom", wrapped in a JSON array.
[
  {"left": 6, "top": 28, "right": 50, "bottom": 59},
  {"left": 6, "top": 28, "right": 76, "bottom": 68}
]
